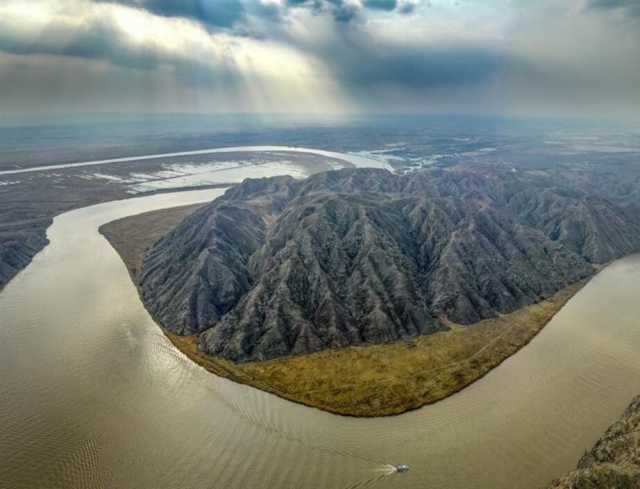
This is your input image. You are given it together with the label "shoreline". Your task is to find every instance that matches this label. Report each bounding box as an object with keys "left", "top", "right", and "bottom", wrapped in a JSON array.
[
  {"left": 100, "top": 203, "right": 592, "bottom": 417},
  {"left": 162, "top": 282, "right": 586, "bottom": 417}
]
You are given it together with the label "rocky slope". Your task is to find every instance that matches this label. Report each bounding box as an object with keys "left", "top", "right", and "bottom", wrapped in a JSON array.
[
  {"left": 0, "top": 222, "right": 49, "bottom": 290},
  {"left": 548, "top": 396, "right": 640, "bottom": 488},
  {"left": 139, "top": 168, "right": 640, "bottom": 363}
]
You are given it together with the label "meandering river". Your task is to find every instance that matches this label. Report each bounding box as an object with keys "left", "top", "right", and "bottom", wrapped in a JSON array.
[
  {"left": 0, "top": 145, "right": 392, "bottom": 176},
  {"left": 2, "top": 184, "right": 640, "bottom": 489}
]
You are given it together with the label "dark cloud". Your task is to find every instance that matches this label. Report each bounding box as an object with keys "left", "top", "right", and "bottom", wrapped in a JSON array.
[
  {"left": 330, "top": 2, "right": 361, "bottom": 22},
  {"left": 397, "top": 2, "right": 417, "bottom": 14},
  {"left": 95, "top": 0, "right": 247, "bottom": 28},
  {"left": 587, "top": 0, "right": 640, "bottom": 17},
  {"left": 363, "top": 0, "right": 398, "bottom": 11},
  {"left": 249, "top": 1, "right": 282, "bottom": 21},
  {"left": 350, "top": 46, "right": 506, "bottom": 88},
  {"left": 284, "top": 0, "right": 411, "bottom": 23},
  {"left": 96, "top": 0, "right": 416, "bottom": 28},
  {"left": 287, "top": 25, "right": 508, "bottom": 93},
  {"left": 328, "top": 0, "right": 417, "bottom": 20},
  {"left": 283, "top": 0, "right": 361, "bottom": 22}
]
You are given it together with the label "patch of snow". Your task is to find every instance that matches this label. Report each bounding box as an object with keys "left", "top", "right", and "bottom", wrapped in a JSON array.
[{"left": 127, "top": 161, "right": 313, "bottom": 194}]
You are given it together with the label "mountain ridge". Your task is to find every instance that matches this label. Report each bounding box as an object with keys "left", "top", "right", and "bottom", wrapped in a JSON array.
[{"left": 139, "top": 167, "right": 640, "bottom": 362}]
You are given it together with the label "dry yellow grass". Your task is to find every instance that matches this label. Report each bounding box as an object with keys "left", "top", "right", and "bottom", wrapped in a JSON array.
[
  {"left": 165, "top": 282, "right": 584, "bottom": 416},
  {"left": 101, "top": 205, "right": 588, "bottom": 416}
]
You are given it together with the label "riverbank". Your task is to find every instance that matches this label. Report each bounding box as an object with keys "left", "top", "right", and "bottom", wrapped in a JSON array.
[{"left": 100, "top": 204, "right": 590, "bottom": 416}]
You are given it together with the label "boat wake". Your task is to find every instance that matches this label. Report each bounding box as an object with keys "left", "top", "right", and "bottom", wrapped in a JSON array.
[
  {"left": 341, "top": 465, "right": 405, "bottom": 489},
  {"left": 376, "top": 464, "right": 403, "bottom": 476}
]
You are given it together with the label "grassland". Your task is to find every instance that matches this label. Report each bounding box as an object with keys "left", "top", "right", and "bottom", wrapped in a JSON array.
[{"left": 101, "top": 206, "right": 587, "bottom": 417}]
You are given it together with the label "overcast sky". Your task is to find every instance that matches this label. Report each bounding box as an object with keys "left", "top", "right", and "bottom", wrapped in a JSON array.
[{"left": 1, "top": 0, "right": 639, "bottom": 119}]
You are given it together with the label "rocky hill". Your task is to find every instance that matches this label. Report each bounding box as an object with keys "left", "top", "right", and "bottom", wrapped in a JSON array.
[{"left": 139, "top": 168, "right": 640, "bottom": 363}]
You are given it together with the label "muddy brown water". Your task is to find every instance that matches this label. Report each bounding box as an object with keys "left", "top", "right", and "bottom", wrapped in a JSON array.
[{"left": 1, "top": 187, "right": 640, "bottom": 489}]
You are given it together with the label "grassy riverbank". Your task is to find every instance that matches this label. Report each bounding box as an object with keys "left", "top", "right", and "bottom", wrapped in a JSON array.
[{"left": 100, "top": 205, "right": 588, "bottom": 417}]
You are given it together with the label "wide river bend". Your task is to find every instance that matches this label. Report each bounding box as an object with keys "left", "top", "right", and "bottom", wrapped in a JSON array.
[{"left": 1, "top": 185, "right": 640, "bottom": 489}]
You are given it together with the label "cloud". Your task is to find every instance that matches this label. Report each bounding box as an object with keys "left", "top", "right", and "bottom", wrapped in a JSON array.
[
  {"left": 0, "top": 0, "right": 530, "bottom": 114},
  {"left": 299, "top": 0, "right": 416, "bottom": 21},
  {"left": 0, "top": 2, "right": 223, "bottom": 74},
  {"left": 270, "top": 4, "right": 509, "bottom": 93},
  {"left": 587, "top": 0, "right": 640, "bottom": 16},
  {"left": 94, "top": 0, "right": 247, "bottom": 28},
  {"left": 0, "top": 1, "right": 353, "bottom": 113},
  {"left": 304, "top": 35, "right": 508, "bottom": 95},
  {"left": 281, "top": 0, "right": 363, "bottom": 23},
  {"left": 0, "top": 1, "right": 323, "bottom": 92},
  {"left": 363, "top": 0, "right": 397, "bottom": 11},
  {"left": 0, "top": 0, "right": 639, "bottom": 119},
  {"left": 397, "top": 1, "right": 417, "bottom": 14},
  {"left": 96, "top": 0, "right": 416, "bottom": 27}
]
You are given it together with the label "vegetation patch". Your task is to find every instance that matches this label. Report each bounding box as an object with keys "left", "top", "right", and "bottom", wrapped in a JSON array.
[{"left": 164, "top": 283, "right": 583, "bottom": 416}]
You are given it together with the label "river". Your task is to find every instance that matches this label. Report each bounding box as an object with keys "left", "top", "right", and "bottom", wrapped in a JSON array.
[
  {"left": 0, "top": 146, "right": 392, "bottom": 176},
  {"left": 1, "top": 185, "right": 640, "bottom": 489}
]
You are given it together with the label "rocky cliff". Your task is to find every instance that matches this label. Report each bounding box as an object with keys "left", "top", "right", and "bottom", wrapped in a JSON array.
[
  {"left": 548, "top": 396, "right": 640, "bottom": 489},
  {"left": 139, "top": 168, "right": 640, "bottom": 362}
]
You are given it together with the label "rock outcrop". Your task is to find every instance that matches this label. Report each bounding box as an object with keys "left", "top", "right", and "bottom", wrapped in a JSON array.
[{"left": 548, "top": 396, "right": 640, "bottom": 489}]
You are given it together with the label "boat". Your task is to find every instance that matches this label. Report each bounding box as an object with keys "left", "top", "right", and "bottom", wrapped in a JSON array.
[{"left": 393, "top": 464, "right": 409, "bottom": 473}]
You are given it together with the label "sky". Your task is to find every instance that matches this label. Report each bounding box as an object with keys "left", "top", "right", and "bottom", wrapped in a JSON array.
[{"left": 0, "top": 0, "right": 639, "bottom": 119}]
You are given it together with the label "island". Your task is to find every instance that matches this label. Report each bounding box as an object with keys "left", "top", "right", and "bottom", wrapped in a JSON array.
[{"left": 101, "top": 166, "right": 640, "bottom": 416}]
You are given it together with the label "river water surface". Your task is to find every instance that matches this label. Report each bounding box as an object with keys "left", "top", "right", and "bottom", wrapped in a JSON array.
[{"left": 2, "top": 185, "right": 640, "bottom": 489}]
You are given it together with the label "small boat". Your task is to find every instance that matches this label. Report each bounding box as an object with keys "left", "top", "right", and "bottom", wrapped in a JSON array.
[{"left": 393, "top": 464, "right": 409, "bottom": 473}]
